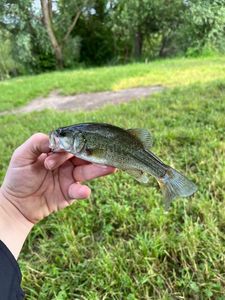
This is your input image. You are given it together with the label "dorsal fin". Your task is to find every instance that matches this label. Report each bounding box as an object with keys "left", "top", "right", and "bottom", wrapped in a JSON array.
[{"left": 127, "top": 128, "right": 153, "bottom": 149}]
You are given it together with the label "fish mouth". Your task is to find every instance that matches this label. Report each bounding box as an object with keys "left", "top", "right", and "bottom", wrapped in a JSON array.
[{"left": 49, "top": 130, "right": 61, "bottom": 151}]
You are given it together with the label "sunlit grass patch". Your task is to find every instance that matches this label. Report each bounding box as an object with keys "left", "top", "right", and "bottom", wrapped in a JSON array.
[{"left": 113, "top": 59, "right": 225, "bottom": 90}]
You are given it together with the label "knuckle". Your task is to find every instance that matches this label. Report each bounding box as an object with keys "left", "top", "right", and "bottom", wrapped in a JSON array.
[{"left": 73, "top": 167, "right": 84, "bottom": 182}]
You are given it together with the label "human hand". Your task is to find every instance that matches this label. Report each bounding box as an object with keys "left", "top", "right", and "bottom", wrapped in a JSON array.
[{"left": 0, "top": 133, "right": 115, "bottom": 225}]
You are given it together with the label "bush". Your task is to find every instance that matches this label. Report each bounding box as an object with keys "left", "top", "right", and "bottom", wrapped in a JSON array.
[{"left": 0, "top": 31, "right": 23, "bottom": 80}]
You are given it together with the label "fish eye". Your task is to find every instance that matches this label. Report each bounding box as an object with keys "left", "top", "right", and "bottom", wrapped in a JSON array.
[
  {"left": 58, "top": 128, "right": 75, "bottom": 138},
  {"left": 56, "top": 128, "right": 67, "bottom": 137},
  {"left": 60, "top": 131, "right": 67, "bottom": 137}
]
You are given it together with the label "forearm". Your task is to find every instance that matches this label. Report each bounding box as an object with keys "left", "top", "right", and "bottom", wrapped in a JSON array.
[{"left": 0, "top": 188, "right": 33, "bottom": 259}]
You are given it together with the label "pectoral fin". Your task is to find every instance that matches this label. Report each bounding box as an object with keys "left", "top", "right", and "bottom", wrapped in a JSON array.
[
  {"left": 125, "top": 169, "right": 149, "bottom": 184},
  {"left": 127, "top": 128, "right": 153, "bottom": 149}
]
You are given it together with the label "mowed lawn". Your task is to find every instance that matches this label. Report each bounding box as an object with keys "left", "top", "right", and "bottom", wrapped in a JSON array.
[{"left": 0, "top": 57, "right": 225, "bottom": 299}]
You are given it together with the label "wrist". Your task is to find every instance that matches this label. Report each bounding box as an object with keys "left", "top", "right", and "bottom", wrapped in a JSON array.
[{"left": 0, "top": 188, "right": 34, "bottom": 259}]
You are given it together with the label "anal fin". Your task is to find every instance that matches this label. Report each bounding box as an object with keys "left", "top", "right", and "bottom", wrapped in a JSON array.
[{"left": 126, "top": 169, "right": 149, "bottom": 184}]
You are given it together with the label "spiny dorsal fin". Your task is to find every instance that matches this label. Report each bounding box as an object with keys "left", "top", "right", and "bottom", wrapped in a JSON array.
[{"left": 127, "top": 128, "right": 153, "bottom": 149}]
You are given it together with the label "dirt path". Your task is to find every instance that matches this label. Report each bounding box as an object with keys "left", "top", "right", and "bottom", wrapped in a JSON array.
[{"left": 1, "top": 86, "right": 164, "bottom": 115}]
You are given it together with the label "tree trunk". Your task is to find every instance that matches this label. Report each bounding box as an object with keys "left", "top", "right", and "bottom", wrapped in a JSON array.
[
  {"left": 134, "top": 31, "right": 143, "bottom": 59},
  {"left": 63, "top": 10, "right": 81, "bottom": 43},
  {"left": 48, "top": 0, "right": 52, "bottom": 20},
  {"left": 40, "top": 0, "right": 63, "bottom": 69}
]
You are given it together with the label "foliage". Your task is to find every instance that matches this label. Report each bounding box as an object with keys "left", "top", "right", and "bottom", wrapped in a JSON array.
[
  {"left": 0, "top": 0, "right": 55, "bottom": 72},
  {"left": 0, "top": 0, "right": 225, "bottom": 76},
  {"left": 111, "top": 0, "right": 186, "bottom": 61},
  {"left": 40, "top": 0, "right": 95, "bottom": 68},
  {"left": 30, "top": 17, "right": 56, "bottom": 72},
  {"left": 0, "top": 58, "right": 224, "bottom": 299},
  {"left": 61, "top": 36, "right": 81, "bottom": 68},
  {"left": 76, "top": 0, "right": 115, "bottom": 65},
  {"left": 0, "top": 0, "right": 35, "bottom": 69},
  {"left": 184, "top": 0, "right": 225, "bottom": 56},
  {"left": 0, "top": 0, "right": 90, "bottom": 71},
  {"left": 111, "top": 0, "right": 225, "bottom": 60},
  {"left": 0, "top": 30, "right": 21, "bottom": 80}
]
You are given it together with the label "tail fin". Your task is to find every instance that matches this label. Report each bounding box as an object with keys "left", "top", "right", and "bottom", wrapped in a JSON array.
[{"left": 157, "top": 168, "right": 197, "bottom": 209}]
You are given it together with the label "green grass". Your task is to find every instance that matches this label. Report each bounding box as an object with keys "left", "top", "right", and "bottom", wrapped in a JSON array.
[
  {"left": 1, "top": 56, "right": 225, "bottom": 111},
  {"left": 0, "top": 58, "right": 225, "bottom": 299}
]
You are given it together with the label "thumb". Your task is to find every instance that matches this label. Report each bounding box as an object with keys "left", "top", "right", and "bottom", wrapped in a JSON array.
[{"left": 12, "top": 133, "right": 50, "bottom": 165}]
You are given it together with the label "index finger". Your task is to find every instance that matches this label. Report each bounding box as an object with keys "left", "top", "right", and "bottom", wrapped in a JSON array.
[
  {"left": 44, "top": 152, "right": 90, "bottom": 170},
  {"left": 73, "top": 164, "right": 116, "bottom": 182}
]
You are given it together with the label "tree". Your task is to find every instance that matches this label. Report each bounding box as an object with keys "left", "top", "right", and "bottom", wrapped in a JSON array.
[
  {"left": 111, "top": 0, "right": 185, "bottom": 61},
  {"left": 0, "top": 30, "right": 21, "bottom": 80},
  {"left": 0, "top": 0, "right": 37, "bottom": 72},
  {"left": 183, "top": 0, "right": 225, "bottom": 54},
  {"left": 75, "top": 0, "right": 115, "bottom": 65},
  {"left": 1, "top": 0, "right": 225, "bottom": 78},
  {"left": 40, "top": 0, "right": 64, "bottom": 68},
  {"left": 40, "top": 0, "right": 93, "bottom": 68}
]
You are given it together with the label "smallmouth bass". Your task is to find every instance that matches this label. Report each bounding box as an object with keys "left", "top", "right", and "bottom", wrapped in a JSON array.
[{"left": 49, "top": 123, "right": 197, "bottom": 208}]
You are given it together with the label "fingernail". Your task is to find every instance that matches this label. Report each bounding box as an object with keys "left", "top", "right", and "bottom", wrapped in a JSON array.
[{"left": 77, "top": 186, "right": 90, "bottom": 198}]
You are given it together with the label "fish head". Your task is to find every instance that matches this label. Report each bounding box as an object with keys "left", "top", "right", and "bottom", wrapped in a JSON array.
[{"left": 49, "top": 127, "right": 85, "bottom": 154}]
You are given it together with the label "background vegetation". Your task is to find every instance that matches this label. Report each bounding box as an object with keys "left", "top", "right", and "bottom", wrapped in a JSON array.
[{"left": 1, "top": 0, "right": 225, "bottom": 79}]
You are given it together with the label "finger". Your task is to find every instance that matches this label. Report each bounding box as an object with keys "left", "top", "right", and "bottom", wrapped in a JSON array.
[
  {"left": 13, "top": 133, "right": 50, "bottom": 164},
  {"left": 73, "top": 164, "right": 116, "bottom": 182},
  {"left": 44, "top": 152, "right": 74, "bottom": 170},
  {"left": 70, "top": 156, "right": 90, "bottom": 166},
  {"left": 36, "top": 153, "right": 48, "bottom": 166},
  {"left": 68, "top": 183, "right": 91, "bottom": 199}
]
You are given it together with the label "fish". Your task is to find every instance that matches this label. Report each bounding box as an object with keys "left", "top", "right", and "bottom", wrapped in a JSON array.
[{"left": 49, "top": 123, "right": 197, "bottom": 208}]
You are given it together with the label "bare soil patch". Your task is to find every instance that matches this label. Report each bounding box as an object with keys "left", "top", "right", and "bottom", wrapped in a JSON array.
[{"left": 1, "top": 86, "right": 164, "bottom": 115}]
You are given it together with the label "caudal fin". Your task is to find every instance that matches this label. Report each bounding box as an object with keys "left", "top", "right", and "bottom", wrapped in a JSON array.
[{"left": 157, "top": 168, "right": 197, "bottom": 209}]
